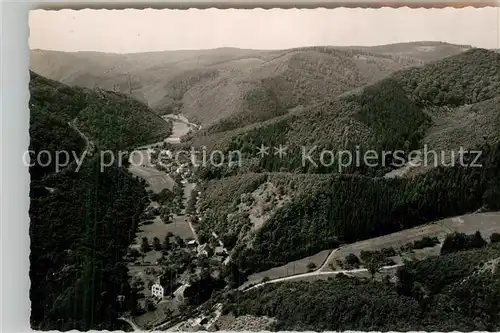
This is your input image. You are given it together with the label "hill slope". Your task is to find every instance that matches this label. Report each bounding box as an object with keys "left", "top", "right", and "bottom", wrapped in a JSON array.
[
  {"left": 189, "top": 48, "right": 500, "bottom": 176},
  {"left": 30, "top": 71, "right": 171, "bottom": 150},
  {"left": 31, "top": 42, "right": 469, "bottom": 132},
  {"left": 193, "top": 48, "right": 500, "bottom": 281},
  {"left": 29, "top": 73, "right": 152, "bottom": 330},
  {"left": 227, "top": 242, "right": 500, "bottom": 331}
]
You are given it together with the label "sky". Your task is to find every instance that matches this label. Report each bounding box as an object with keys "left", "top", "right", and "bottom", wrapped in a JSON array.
[{"left": 29, "top": 7, "right": 499, "bottom": 53}]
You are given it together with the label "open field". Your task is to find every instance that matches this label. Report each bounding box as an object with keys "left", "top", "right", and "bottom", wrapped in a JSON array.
[
  {"left": 127, "top": 263, "right": 163, "bottom": 297},
  {"left": 438, "top": 212, "right": 500, "bottom": 238},
  {"left": 135, "top": 215, "right": 195, "bottom": 243},
  {"left": 240, "top": 250, "right": 331, "bottom": 289},
  {"left": 129, "top": 165, "right": 176, "bottom": 193},
  {"left": 320, "top": 212, "right": 500, "bottom": 272},
  {"left": 243, "top": 212, "right": 500, "bottom": 289},
  {"left": 321, "top": 222, "right": 449, "bottom": 272},
  {"left": 134, "top": 299, "right": 182, "bottom": 329},
  {"left": 164, "top": 114, "right": 199, "bottom": 139}
]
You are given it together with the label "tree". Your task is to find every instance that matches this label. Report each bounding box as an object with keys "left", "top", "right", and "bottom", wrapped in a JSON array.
[
  {"left": 468, "top": 231, "right": 487, "bottom": 249},
  {"left": 153, "top": 237, "right": 162, "bottom": 251},
  {"left": 307, "top": 262, "right": 317, "bottom": 271},
  {"left": 141, "top": 237, "right": 151, "bottom": 253},
  {"left": 441, "top": 233, "right": 467, "bottom": 254},
  {"left": 174, "top": 235, "right": 185, "bottom": 248},
  {"left": 345, "top": 253, "right": 361, "bottom": 267},
  {"left": 163, "top": 236, "right": 171, "bottom": 251},
  {"left": 161, "top": 206, "right": 173, "bottom": 224},
  {"left": 490, "top": 233, "right": 500, "bottom": 243},
  {"left": 366, "top": 261, "right": 382, "bottom": 279}
]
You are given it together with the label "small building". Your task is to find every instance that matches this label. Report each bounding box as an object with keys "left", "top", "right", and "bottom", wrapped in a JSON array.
[
  {"left": 151, "top": 275, "right": 165, "bottom": 299},
  {"left": 214, "top": 246, "right": 226, "bottom": 255},
  {"left": 151, "top": 283, "right": 164, "bottom": 299},
  {"left": 187, "top": 239, "right": 197, "bottom": 247},
  {"left": 197, "top": 243, "right": 209, "bottom": 257}
]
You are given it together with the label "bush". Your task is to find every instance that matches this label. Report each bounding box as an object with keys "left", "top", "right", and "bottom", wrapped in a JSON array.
[
  {"left": 441, "top": 231, "right": 487, "bottom": 255},
  {"left": 413, "top": 236, "right": 440, "bottom": 250},
  {"left": 344, "top": 253, "right": 361, "bottom": 267},
  {"left": 490, "top": 233, "right": 500, "bottom": 243},
  {"left": 129, "top": 248, "right": 141, "bottom": 258},
  {"left": 153, "top": 237, "right": 162, "bottom": 251},
  {"left": 307, "top": 262, "right": 317, "bottom": 271},
  {"left": 381, "top": 247, "right": 397, "bottom": 257},
  {"left": 141, "top": 237, "right": 151, "bottom": 253}
]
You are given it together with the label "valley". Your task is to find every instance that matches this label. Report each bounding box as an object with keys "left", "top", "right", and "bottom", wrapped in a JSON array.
[{"left": 28, "top": 42, "right": 500, "bottom": 332}]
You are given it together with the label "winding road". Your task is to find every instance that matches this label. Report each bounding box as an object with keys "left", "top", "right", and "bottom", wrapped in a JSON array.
[{"left": 243, "top": 262, "right": 403, "bottom": 292}]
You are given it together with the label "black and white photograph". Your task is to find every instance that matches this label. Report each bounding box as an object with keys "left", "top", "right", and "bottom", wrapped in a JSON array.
[{"left": 27, "top": 6, "right": 500, "bottom": 331}]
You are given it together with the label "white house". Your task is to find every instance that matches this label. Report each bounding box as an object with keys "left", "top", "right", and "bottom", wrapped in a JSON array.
[{"left": 151, "top": 283, "right": 164, "bottom": 299}]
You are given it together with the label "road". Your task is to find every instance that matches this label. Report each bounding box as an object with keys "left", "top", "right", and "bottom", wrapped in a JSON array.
[
  {"left": 183, "top": 182, "right": 199, "bottom": 242},
  {"left": 68, "top": 118, "right": 93, "bottom": 156},
  {"left": 244, "top": 211, "right": 500, "bottom": 292},
  {"left": 319, "top": 248, "right": 338, "bottom": 270},
  {"left": 243, "top": 263, "right": 403, "bottom": 292},
  {"left": 118, "top": 317, "right": 143, "bottom": 331}
]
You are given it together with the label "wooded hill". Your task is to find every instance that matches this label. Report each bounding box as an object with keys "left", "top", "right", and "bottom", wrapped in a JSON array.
[
  {"left": 29, "top": 72, "right": 155, "bottom": 330},
  {"left": 30, "top": 71, "right": 171, "bottom": 152},
  {"left": 195, "top": 48, "right": 500, "bottom": 282},
  {"left": 189, "top": 48, "right": 500, "bottom": 176},
  {"left": 31, "top": 42, "right": 469, "bottom": 133}
]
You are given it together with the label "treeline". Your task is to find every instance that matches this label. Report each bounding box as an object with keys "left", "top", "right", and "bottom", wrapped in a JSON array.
[
  {"left": 395, "top": 48, "right": 500, "bottom": 107},
  {"left": 226, "top": 141, "right": 500, "bottom": 283},
  {"left": 227, "top": 243, "right": 500, "bottom": 331}
]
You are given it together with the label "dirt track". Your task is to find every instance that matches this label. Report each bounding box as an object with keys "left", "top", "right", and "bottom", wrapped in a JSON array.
[{"left": 244, "top": 211, "right": 500, "bottom": 292}]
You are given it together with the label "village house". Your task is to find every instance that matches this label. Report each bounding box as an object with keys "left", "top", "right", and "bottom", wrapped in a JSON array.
[{"left": 151, "top": 276, "right": 164, "bottom": 300}]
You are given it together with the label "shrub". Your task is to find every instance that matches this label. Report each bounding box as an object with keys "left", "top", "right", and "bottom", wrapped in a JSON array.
[
  {"left": 441, "top": 231, "right": 487, "bottom": 255},
  {"left": 307, "top": 262, "right": 317, "bottom": 271},
  {"left": 141, "top": 237, "right": 151, "bottom": 253},
  {"left": 413, "top": 236, "right": 440, "bottom": 250},
  {"left": 344, "top": 253, "right": 361, "bottom": 267},
  {"left": 490, "top": 233, "right": 500, "bottom": 243}
]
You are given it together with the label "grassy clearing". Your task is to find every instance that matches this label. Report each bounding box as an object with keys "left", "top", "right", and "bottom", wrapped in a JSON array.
[
  {"left": 438, "top": 213, "right": 500, "bottom": 238},
  {"left": 241, "top": 250, "right": 331, "bottom": 288},
  {"left": 322, "top": 212, "right": 500, "bottom": 272},
  {"left": 135, "top": 215, "right": 195, "bottom": 243}
]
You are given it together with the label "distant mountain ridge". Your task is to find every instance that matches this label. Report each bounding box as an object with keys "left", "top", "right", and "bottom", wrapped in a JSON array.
[{"left": 30, "top": 41, "right": 471, "bottom": 132}]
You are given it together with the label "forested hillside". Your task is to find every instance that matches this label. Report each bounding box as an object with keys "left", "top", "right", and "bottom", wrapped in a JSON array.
[
  {"left": 200, "top": 141, "right": 500, "bottom": 283},
  {"left": 190, "top": 48, "right": 500, "bottom": 176},
  {"left": 32, "top": 42, "right": 468, "bottom": 133},
  {"left": 29, "top": 71, "right": 153, "bottom": 330},
  {"left": 194, "top": 49, "right": 500, "bottom": 282},
  {"left": 28, "top": 44, "right": 500, "bottom": 331},
  {"left": 30, "top": 157, "right": 148, "bottom": 330},
  {"left": 228, "top": 242, "right": 500, "bottom": 331},
  {"left": 29, "top": 71, "right": 171, "bottom": 151}
]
